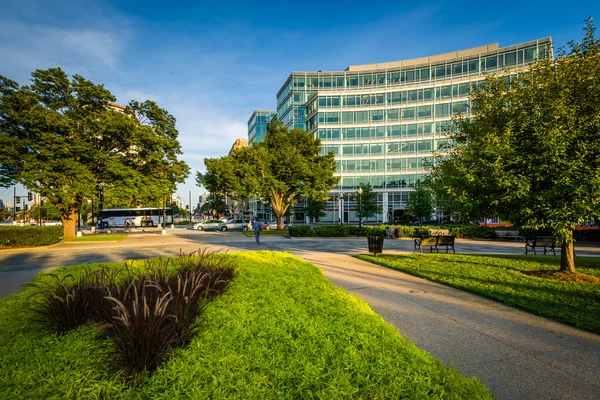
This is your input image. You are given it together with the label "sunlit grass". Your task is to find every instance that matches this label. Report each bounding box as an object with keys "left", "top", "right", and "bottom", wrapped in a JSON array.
[
  {"left": 0, "top": 251, "right": 491, "bottom": 399},
  {"left": 357, "top": 253, "right": 600, "bottom": 334}
]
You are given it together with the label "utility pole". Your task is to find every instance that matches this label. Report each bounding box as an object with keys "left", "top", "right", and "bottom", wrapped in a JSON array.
[{"left": 189, "top": 190, "right": 192, "bottom": 224}]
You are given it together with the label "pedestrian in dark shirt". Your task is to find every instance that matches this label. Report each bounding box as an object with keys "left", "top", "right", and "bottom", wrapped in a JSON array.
[{"left": 251, "top": 217, "right": 261, "bottom": 245}]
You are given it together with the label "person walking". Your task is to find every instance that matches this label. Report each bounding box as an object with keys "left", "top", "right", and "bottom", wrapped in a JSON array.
[{"left": 251, "top": 217, "right": 261, "bottom": 245}]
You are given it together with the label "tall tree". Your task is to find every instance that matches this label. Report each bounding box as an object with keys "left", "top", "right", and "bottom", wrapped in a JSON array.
[
  {"left": 355, "top": 183, "right": 381, "bottom": 222},
  {"left": 406, "top": 184, "right": 435, "bottom": 225},
  {"left": 429, "top": 19, "right": 600, "bottom": 273},
  {"left": 306, "top": 196, "right": 327, "bottom": 223},
  {"left": 198, "top": 120, "right": 337, "bottom": 230},
  {"left": 0, "top": 68, "right": 189, "bottom": 238}
]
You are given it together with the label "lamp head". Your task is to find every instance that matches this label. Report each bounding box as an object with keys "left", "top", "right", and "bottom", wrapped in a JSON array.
[{"left": 357, "top": 187, "right": 363, "bottom": 195}]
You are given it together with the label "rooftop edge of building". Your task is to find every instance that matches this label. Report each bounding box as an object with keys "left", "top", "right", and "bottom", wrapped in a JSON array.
[
  {"left": 276, "top": 37, "right": 552, "bottom": 98},
  {"left": 247, "top": 109, "right": 277, "bottom": 126},
  {"left": 345, "top": 43, "right": 500, "bottom": 71}
]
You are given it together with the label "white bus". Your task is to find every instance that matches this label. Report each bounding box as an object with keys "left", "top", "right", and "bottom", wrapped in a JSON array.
[{"left": 97, "top": 208, "right": 173, "bottom": 228}]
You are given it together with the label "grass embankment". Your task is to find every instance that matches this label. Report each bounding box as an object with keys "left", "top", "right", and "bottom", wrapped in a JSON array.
[
  {"left": 0, "top": 252, "right": 491, "bottom": 399},
  {"left": 62, "top": 234, "right": 127, "bottom": 242},
  {"left": 357, "top": 253, "right": 600, "bottom": 334},
  {"left": 243, "top": 229, "right": 289, "bottom": 237}
]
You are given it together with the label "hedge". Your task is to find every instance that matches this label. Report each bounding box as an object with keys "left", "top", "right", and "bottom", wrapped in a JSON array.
[
  {"left": 0, "top": 226, "right": 63, "bottom": 247},
  {"left": 290, "top": 223, "right": 600, "bottom": 242}
]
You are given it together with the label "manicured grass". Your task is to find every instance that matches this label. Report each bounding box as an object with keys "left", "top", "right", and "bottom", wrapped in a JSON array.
[
  {"left": 243, "top": 229, "right": 289, "bottom": 237},
  {"left": 356, "top": 253, "right": 600, "bottom": 334},
  {"left": 62, "top": 234, "right": 127, "bottom": 242},
  {"left": 0, "top": 252, "right": 491, "bottom": 399}
]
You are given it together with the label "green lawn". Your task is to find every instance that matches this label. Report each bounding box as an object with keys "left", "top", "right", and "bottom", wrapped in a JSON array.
[
  {"left": 0, "top": 252, "right": 491, "bottom": 399},
  {"left": 243, "top": 229, "right": 289, "bottom": 237},
  {"left": 356, "top": 253, "right": 600, "bottom": 334},
  {"left": 62, "top": 233, "right": 127, "bottom": 242}
]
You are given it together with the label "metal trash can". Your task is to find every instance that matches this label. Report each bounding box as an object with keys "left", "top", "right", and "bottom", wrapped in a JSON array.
[{"left": 367, "top": 235, "right": 384, "bottom": 256}]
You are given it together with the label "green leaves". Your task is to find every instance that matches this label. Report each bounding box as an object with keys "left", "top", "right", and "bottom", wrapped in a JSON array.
[
  {"left": 0, "top": 68, "right": 189, "bottom": 235},
  {"left": 405, "top": 185, "right": 435, "bottom": 224},
  {"left": 429, "top": 20, "right": 600, "bottom": 264},
  {"left": 198, "top": 120, "right": 338, "bottom": 228},
  {"left": 355, "top": 183, "right": 381, "bottom": 220}
]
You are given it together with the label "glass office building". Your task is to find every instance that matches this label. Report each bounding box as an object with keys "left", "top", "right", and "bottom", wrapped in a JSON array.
[
  {"left": 248, "top": 110, "right": 277, "bottom": 146},
  {"left": 274, "top": 38, "right": 552, "bottom": 223}
]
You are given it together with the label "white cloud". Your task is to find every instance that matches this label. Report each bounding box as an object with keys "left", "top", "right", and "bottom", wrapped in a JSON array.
[{"left": 0, "top": 20, "right": 128, "bottom": 82}]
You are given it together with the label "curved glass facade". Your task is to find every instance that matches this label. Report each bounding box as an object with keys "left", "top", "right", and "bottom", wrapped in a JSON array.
[{"left": 270, "top": 38, "right": 552, "bottom": 223}]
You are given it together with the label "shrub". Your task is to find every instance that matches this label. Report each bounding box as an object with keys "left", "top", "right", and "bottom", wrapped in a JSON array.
[
  {"left": 0, "top": 226, "right": 62, "bottom": 247},
  {"left": 449, "top": 225, "right": 496, "bottom": 239},
  {"left": 574, "top": 229, "right": 600, "bottom": 242},
  {"left": 348, "top": 225, "right": 386, "bottom": 236},
  {"left": 289, "top": 225, "right": 312, "bottom": 237},
  {"left": 313, "top": 225, "right": 349, "bottom": 237}
]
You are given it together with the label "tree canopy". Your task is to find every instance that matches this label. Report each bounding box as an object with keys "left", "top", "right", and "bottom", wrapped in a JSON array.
[
  {"left": 428, "top": 19, "right": 600, "bottom": 273},
  {"left": 0, "top": 68, "right": 189, "bottom": 237},
  {"left": 197, "top": 120, "right": 337, "bottom": 229},
  {"left": 306, "top": 197, "right": 327, "bottom": 223},
  {"left": 405, "top": 184, "right": 435, "bottom": 225},
  {"left": 355, "top": 183, "right": 381, "bottom": 222}
]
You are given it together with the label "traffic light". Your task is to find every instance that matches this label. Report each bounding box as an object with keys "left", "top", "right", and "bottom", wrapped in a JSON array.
[
  {"left": 15, "top": 206, "right": 21, "bottom": 212},
  {"left": 16, "top": 196, "right": 20, "bottom": 204},
  {"left": 23, "top": 204, "right": 28, "bottom": 211},
  {"left": 27, "top": 192, "right": 33, "bottom": 201},
  {"left": 185, "top": 205, "right": 189, "bottom": 210},
  {"left": 40, "top": 208, "right": 47, "bottom": 218},
  {"left": 40, "top": 199, "right": 45, "bottom": 206}
]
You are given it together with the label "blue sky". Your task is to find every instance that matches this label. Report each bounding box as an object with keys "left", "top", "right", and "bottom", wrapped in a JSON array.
[{"left": 1, "top": 0, "right": 599, "bottom": 207}]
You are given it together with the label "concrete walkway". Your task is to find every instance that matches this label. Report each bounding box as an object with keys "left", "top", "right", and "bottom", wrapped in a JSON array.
[
  {"left": 295, "top": 251, "right": 600, "bottom": 400},
  {"left": 1, "top": 231, "right": 599, "bottom": 399}
]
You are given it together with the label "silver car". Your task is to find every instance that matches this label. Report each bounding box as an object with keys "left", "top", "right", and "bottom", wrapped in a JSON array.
[
  {"left": 262, "top": 221, "right": 293, "bottom": 230},
  {"left": 218, "top": 219, "right": 251, "bottom": 232},
  {"left": 193, "top": 219, "right": 222, "bottom": 231}
]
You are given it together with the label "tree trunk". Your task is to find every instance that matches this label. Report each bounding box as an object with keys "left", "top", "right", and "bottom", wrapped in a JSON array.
[
  {"left": 62, "top": 210, "right": 78, "bottom": 239},
  {"left": 560, "top": 233, "right": 576, "bottom": 273},
  {"left": 276, "top": 214, "right": 285, "bottom": 230},
  {"left": 270, "top": 192, "right": 288, "bottom": 230}
]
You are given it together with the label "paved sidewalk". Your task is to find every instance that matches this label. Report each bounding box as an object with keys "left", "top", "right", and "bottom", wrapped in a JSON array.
[{"left": 293, "top": 251, "right": 600, "bottom": 400}]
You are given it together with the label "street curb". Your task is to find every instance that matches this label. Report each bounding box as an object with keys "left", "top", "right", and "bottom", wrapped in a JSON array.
[{"left": 60, "top": 241, "right": 120, "bottom": 244}]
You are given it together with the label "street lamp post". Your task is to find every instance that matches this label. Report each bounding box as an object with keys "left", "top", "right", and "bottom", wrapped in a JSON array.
[
  {"left": 357, "top": 187, "right": 363, "bottom": 236},
  {"left": 98, "top": 182, "right": 104, "bottom": 229}
]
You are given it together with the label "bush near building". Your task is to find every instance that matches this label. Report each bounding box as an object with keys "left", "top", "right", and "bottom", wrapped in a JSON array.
[{"left": 0, "top": 226, "right": 63, "bottom": 247}]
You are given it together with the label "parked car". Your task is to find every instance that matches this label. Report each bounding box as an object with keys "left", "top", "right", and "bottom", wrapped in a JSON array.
[
  {"left": 260, "top": 221, "right": 293, "bottom": 230},
  {"left": 43, "top": 220, "right": 63, "bottom": 226},
  {"left": 218, "top": 219, "right": 251, "bottom": 232},
  {"left": 192, "top": 219, "right": 222, "bottom": 231}
]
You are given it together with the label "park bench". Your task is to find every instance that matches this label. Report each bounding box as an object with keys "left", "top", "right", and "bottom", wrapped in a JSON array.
[
  {"left": 525, "top": 236, "right": 556, "bottom": 255},
  {"left": 495, "top": 230, "right": 524, "bottom": 241},
  {"left": 414, "top": 235, "right": 456, "bottom": 254},
  {"left": 428, "top": 229, "right": 450, "bottom": 236}
]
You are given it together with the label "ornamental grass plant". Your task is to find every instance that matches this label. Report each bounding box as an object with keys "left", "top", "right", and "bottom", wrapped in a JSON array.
[{"left": 24, "top": 250, "right": 237, "bottom": 376}]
